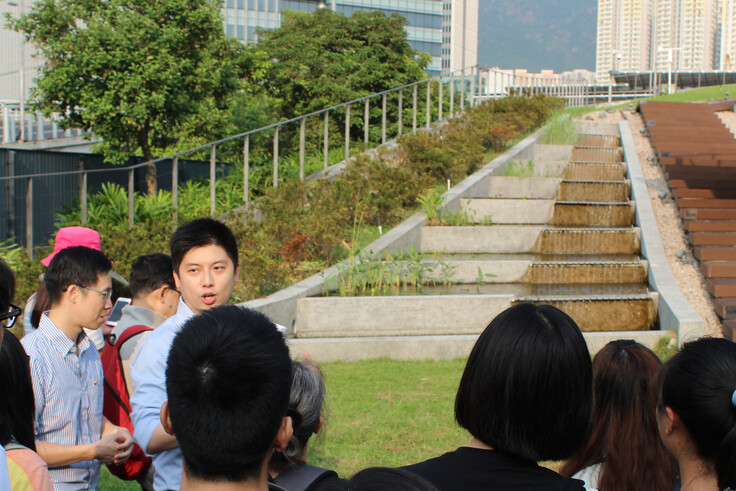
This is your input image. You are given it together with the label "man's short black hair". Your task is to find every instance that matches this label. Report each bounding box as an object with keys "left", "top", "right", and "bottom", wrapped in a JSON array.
[
  {"left": 170, "top": 218, "right": 239, "bottom": 274},
  {"left": 166, "top": 306, "right": 292, "bottom": 483},
  {"left": 44, "top": 246, "right": 113, "bottom": 304},
  {"left": 455, "top": 303, "right": 593, "bottom": 462},
  {"left": 128, "top": 254, "right": 176, "bottom": 298}
]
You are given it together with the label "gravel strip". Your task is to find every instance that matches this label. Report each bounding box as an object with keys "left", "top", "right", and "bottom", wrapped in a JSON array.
[{"left": 577, "top": 109, "right": 723, "bottom": 338}]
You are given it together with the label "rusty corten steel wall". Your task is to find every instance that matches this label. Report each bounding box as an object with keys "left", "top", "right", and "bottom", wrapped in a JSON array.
[{"left": 638, "top": 100, "right": 736, "bottom": 338}]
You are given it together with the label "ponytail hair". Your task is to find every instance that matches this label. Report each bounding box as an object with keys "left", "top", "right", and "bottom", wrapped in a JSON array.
[{"left": 658, "top": 337, "right": 736, "bottom": 490}]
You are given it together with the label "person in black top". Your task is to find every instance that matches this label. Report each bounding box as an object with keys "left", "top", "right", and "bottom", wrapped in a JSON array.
[
  {"left": 270, "top": 360, "right": 347, "bottom": 491},
  {"left": 404, "top": 303, "right": 594, "bottom": 491}
]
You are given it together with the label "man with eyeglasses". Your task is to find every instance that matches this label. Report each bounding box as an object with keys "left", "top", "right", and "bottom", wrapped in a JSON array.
[{"left": 20, "top": 246, "right": 134, "bottom": 490}]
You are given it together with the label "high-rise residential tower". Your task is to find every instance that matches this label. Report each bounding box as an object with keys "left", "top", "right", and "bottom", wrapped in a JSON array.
[
  {"left": 654, "top": 0, "right": 719, "bottom": 71},
  {"left": 595, "top": 0, "right": 723, "bottom": 84},
  {"left": 596, "top": 0, "right": 655, "bottom": 83}
]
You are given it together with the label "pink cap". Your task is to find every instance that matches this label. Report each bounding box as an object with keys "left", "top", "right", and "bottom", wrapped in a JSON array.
[{"left": 41, "top": 226, "right": 102, "bottom": 267}]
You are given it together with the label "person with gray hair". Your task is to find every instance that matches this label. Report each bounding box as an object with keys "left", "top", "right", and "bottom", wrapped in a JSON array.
[{"left": 270, "top": 360, "right": 346, "bottom": 491}]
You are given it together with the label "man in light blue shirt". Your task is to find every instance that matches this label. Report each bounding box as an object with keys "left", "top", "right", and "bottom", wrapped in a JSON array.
[
  {"left": 130, "top": 218, "right": 240, "bottom": 491},
  {"left": 20, "top": 247, "right": 133, "bottom": 490}
]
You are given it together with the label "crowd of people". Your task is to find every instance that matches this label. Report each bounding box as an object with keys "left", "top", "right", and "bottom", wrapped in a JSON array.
[{"left": 1, "top": 218, "right": 735, "bottom": 491}]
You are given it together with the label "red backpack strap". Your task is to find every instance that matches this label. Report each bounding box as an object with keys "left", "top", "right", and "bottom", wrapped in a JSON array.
[{"left": 102, "top": 324, "right": 153, "bottom": 415}]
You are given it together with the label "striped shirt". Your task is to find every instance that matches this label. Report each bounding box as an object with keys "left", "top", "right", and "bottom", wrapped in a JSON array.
[{"left": 21, "top": 313, "right": 104, "bottom": 490}]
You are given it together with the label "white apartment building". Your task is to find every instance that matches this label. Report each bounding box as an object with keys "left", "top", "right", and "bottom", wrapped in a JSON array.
[
  {"left": 596, "top": 0, "right": 655, "bottom": 83},
  {"left": 596, "top": 0, "right": 730, "bottom": 84},
  {"left": 654, "top": 0, "right": 719, "bottom": 71}
]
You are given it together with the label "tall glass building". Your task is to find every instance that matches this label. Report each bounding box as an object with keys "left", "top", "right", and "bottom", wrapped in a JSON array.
[
  {"left": 0, "top": 0, "right": 477, "bottom": 101},
  {"left": 221, "top": 0, "right": 478, "bottom": 75}
]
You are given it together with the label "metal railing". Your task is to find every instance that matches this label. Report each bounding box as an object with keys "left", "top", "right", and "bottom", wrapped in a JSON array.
[
  {"left": 1, "top": 65, "right": 594, "bottom": 255},
  {"left": 1, "top": 103, "right": 89, "bottom": 144}
]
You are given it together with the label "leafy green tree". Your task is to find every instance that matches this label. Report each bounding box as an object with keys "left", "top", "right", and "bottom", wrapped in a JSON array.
[
  {"left": 251, "top": 8, "right": 430, "bottom": 120},
  {"left": 8, "top": 0, "right": 245, "bottom": 192}
]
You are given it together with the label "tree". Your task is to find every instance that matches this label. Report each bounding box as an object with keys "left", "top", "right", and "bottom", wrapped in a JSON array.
[
  {"left": 8, "top": 0, "right": 244, "bottom": 192},
  {"left": 250, "top": 8, "right": 430, "bottom": 120}
]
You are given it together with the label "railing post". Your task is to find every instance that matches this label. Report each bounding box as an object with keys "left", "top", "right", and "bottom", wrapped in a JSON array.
[
  {"left": 25, "top": 177, "right": 32, "bottom": 257},
  {"left": 128, "top": 169, "right": 135, "bottom": 228},
  {"left": 425, "top": 80, "right": 431, "bottom": 128},
  {"left": 364, "top": 98, "right": 370, "bottom": 145},
  {"left": 81, "top": 171, "right": 88, "bottom": 225},
  {"left": 412, "top": 84, "right": 417, "bottom": 131},
  {"left": 398, "top": 89, "right": 403, "bottom": 136},
  {"left": 172, "top": 156, "right": 179, "bottom": 223},
  {"left": 7, "top": 151, "right": 15, "bottom": 238},
  {"left": 460, "top": 70, "right": 465, "bottom": 111},
  {"left": 381, "top": 93, "right": 387, "bottom": 144},
  {"left": 210, "top": 144, "right": 218, "bottom": 214},
  {"left": 243, "top": 136, "right": 249, "bottom": 210},
  {"left": 323, "top": 112, "right": 329, "bottom": 170},
  {"left": 438, "top": 77, "right": 443, "bottom": 121},
  {"left": 272, "top": 128, "right": 279, "bottom": 188},
  {"left": 450, "top": 74, "right": 455, "bottom": 115},
  {"left": 299, "top": 118, "right": 306, "bottom": 181},
  {"left": 470, "top": 66, "right": 476, "bottom": 107},
  {"left": 344, "top": 104, "right": 350, "bottom": 162},
  {"left": 36, "top": 111, "right": 43, "bottom": 141}
]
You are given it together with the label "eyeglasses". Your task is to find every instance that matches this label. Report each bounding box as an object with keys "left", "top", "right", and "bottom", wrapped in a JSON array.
[
  {"left": 1, "top": 303, "right": 22, "bottom": 328},
  {"left": 80, "top": 285, "right": 113, "bottom": 303}
]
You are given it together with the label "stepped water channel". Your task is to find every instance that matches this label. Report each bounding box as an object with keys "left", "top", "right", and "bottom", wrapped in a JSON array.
[{"left": 247, "top": 121, "right": 704, "bottom": 361}]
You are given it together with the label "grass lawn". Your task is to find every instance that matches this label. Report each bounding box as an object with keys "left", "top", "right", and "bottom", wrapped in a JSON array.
[{"left": 100, "top": 358, "right": 469, "bottom": 488}]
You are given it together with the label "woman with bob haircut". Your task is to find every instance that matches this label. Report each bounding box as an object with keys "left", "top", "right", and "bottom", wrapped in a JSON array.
[
  {"left": 657, "top": 337, "right": 736, "bottom": 491},
  {"left": 404, "top": 303, "right": 594, "bottom": 490},
  {"left": 561, "top": 340, "right": 677, "bottom": 490}
]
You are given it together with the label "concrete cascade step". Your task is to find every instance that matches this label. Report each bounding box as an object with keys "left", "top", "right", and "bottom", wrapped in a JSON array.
[
  {"left": 419, "top": 226, "right": 641, "bottom": 255},
  {"left": 701, "top": 261, "right": 736, "bottom": 278},
  {"left": 689, "top": 232, "right": 736, "bottom": 246},
  {"left": 458, "top": 199, "right": 635, "bottom": 226},
  {"left": 294, "top": 291, "right": 658, "bottom": 338},
  {"left": 550, "top": 202, "right": 635, "bottom": 227},
  {"left": 571, "top": 146, "right": 623, "bottom": 163},
  {"left": 563, "top": 163, "right": 627, "bottom": 181},
  {"left": 714, "top": 298, "right": 736, "bottom": 319},
  {"left": 404, "top": 255, "right": 648, "bottom": 284},
  {"left": 487, "top": 176, "right": 559, "bottom": 199},
  {"left": 535, "top": 228, "right": 640, "bottom": 254},
  {"left": 556, "top": 180, "right": 630, "bottom": 202},
  {"left": 686, "top": 221, "right": 736, "bottom": 232},
  {"left": 695, "top": 247, "right": 736, "bottom": 261},
  {"left": 576, "top": 134, "right": 620, "bottom": 147},
  {"left": 286, "top": 330, "right": 667, "bottom": 362},
  {"left": 706, "top": 278, "right": 736, "bottom": 298},
  {"left": 515, "top": 295, "right": 657, "bottom": 332}
]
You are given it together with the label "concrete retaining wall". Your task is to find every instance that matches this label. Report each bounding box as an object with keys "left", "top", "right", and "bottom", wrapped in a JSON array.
[
  {"left": 243, "top": 127, "right": 547, "bottom": 331},
  {"left": 619, "top": 121, "right": 706, "bottom": 343}
]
